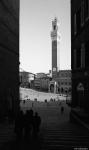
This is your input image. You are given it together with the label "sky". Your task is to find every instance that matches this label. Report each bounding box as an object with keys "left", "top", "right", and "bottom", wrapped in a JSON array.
[{"left": 20, "top": 0, "right": 71, "bottom": 74}]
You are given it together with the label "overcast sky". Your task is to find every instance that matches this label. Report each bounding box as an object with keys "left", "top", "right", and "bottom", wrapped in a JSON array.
[{"left": 20, "top": 0, "right": 71, "bottom": 74}]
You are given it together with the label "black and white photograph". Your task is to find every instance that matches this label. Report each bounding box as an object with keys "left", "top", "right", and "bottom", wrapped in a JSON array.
[{"left": 0, "top": 0, "right": 89, "bottom": 149}]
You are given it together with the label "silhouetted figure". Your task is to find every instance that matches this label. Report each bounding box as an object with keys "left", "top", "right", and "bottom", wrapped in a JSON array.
[
  {"left": 61, "top": 106, "right": 64, "bottom": 114},
  {"left": 33, "top": 112, "right": 41, "bottom": 139},
  {"left": 24, "top": 109, "right": 34, "bottom": 141},
  {"left": 54, "top": 98, "right": 55, "bottom": 102},
  {"left": 45, "top": 99, "right": 47, "bottom": 103},
  {"left": 23, "top": 100, "right": 25, "bottom": 104},
  {"left": 14, "top": 110, "right": 24, "bottom": 141}
]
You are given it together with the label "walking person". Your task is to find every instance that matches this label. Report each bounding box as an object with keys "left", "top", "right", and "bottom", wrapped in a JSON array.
[
  {"left": 23, "top": 99, "right": 25, "bottom": 104},
  {"left": 33, "top": 112, "right": 41, "bottom": 139},
  {"left": 61, "top": 106, "right": 64, "bottom": 114},
  {"left": 24, "top": 109, "right": 34, "bottom": 142}
]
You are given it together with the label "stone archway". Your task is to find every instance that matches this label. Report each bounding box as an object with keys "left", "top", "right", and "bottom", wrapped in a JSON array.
[
  {"left": 49, "top": 80, "right": 58, "bottom": 93},
  {"left": 61, "top": 88, "right": 63, "bottom": 93},
  {"left": 65, "top": 88, "right": 68, "bottom": 94},
  {"left": 50, "top": 84, "right": 54, "bottom": 93},
  {"left": 77, "top": 82, "right": 84, "bottom": 108},
  {"left": 58, "top": 88, "right": 60, "bottom": 93}
]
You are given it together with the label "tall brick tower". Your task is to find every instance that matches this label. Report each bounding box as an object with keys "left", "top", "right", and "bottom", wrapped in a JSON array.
[{"left": 51, "top": 17, "right": 60, "bottom": 78}]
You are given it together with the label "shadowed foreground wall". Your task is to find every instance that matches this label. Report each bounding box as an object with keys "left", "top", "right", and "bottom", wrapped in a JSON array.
[
  {"left": 0, "top": 0, "right": 19, "bottom": 118},
  {"left": 71, "top": 0, "right": 89, "bottom": 113}
]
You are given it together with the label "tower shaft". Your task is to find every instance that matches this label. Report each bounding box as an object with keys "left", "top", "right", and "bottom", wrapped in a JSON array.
[
  {"left": 51, "top": 17, "right": 59, "bottom": 78},
  {"left": 52, "top": 40, "right": 57, "bottom": 72}
]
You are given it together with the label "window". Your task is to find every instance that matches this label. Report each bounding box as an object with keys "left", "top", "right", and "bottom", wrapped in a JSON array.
[
  {"left": 81, "top": 0, "right": 84, "bottom": 26},
  {"left": 76, "top": 7, "right": 81, "bottom": 33},
  {"left": 74, "top": 14, "right": 77, "bottom": 35},
  {"left": 61, "top": 73, "right": 64, "bottom": 77},
  {"left": 85, "top": 41, "right": 89, "bottom": 68},
  {"left": 84, "top": 0, "right": 89, "bottom": 21},
  {"left": 76, "top": 47, "right": 81, "bottom": 68},
  {"left": 74, "top": 49, "right": 77, "bottom": 69},
  {"left": 81, "top": 43, "right": 85, "bottom": 68},
  {"left": 66, "top": 73, "right": 67, "bottom": 77}
]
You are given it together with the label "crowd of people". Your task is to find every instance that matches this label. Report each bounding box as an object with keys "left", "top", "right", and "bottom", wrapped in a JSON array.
[
  {"left": 14, "top": 109, "right": 41, "bottom": 142},
  {"left": 15, "top": 99, "right": 65, "bottom": 141}
]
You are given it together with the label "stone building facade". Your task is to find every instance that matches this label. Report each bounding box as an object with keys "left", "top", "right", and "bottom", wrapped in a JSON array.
[
  {"left": 0, "top": 0, "right": 19, "bottom": 118},
  {"left": 20, "top": 71, "right": 30, "bottom": 88},
  {"left": 56, "top": 70, "right": 71, "bottom": 94},
  {"left": 70, "top": 0, "right": 89, "bottom": 122},
  {"left": 34, "top": 73, "right": 51, "bottom": 92},
  {"left": 49, "top": 70, "right": 71, "bottom": 94}
]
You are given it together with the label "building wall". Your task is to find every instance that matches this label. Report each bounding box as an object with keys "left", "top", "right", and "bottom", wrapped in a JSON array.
[
  {"left": 36, "top": 73, "right": 47, "bottom": 78},
  {"left": 34, "top": 78, "right": 41, "bottom": 90},
  {"left": 53, "top": 70, "right": 71, "bottom": 94},
  {"left": 71, "top": 0, "right": 89, "bottom": 112},
  {"left": 34, "top": 75, "right": 50, "bottom": 92},
  {"left": 0, "top": 0, "right": 19, "bottom": 118},
  {"left": 20, "top": 71, "right": 30, "bottom": 88},
  {"left": 40, "top": 78, "right": 50, "bottom": 91}
]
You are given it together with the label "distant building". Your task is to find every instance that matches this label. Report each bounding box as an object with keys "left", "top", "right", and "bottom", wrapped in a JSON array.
[
  {"left": 55, "top": 70, "right": 71, "bottom": 94},
  {"left": 20, "top": 71, "right": 35, "bottom": 88},
  {"left": 0, "top": 0, "right": 19, "bottom": 118},
  {"left": 20, "top": 71, "right": 30, "bottom": 88},
  {"left": 34, "top": 78, "right": 40, "bottom": 90},
  {"left": 36, "top": 73, "right": 47, "bottom": 78},
  {"left": 70, "top": 0, "right": 89, "bottom": 122},
  {"left": 49, "top": 70, "right": 71, "bottom": 94},
  {"left": 40, "top": 77, "right": 51, "bottom": 92},
  {"left": 34, "top": 73, "right": 51, "bottom": 92}
]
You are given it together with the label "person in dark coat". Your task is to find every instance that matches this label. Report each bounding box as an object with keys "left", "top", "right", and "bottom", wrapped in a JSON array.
[
  {"left": 61, "top": 106, "right": 64, "bottom": 114},
  {"left": 24, "top": 109, "right": 34, "bottom": 141},
  {"left": 14, "top": 110, "right": 24, "bottom": 141},
  {"left": 33, "top": 112, "right": 41, "bottom": 138},
  {"left": 23, "top": 100, "right": 25, "bottom": 104}
]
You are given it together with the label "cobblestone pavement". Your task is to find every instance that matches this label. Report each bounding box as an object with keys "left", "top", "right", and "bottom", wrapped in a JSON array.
[{"left": 0, "top": 101, "right": 89, "bottom": 150}]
